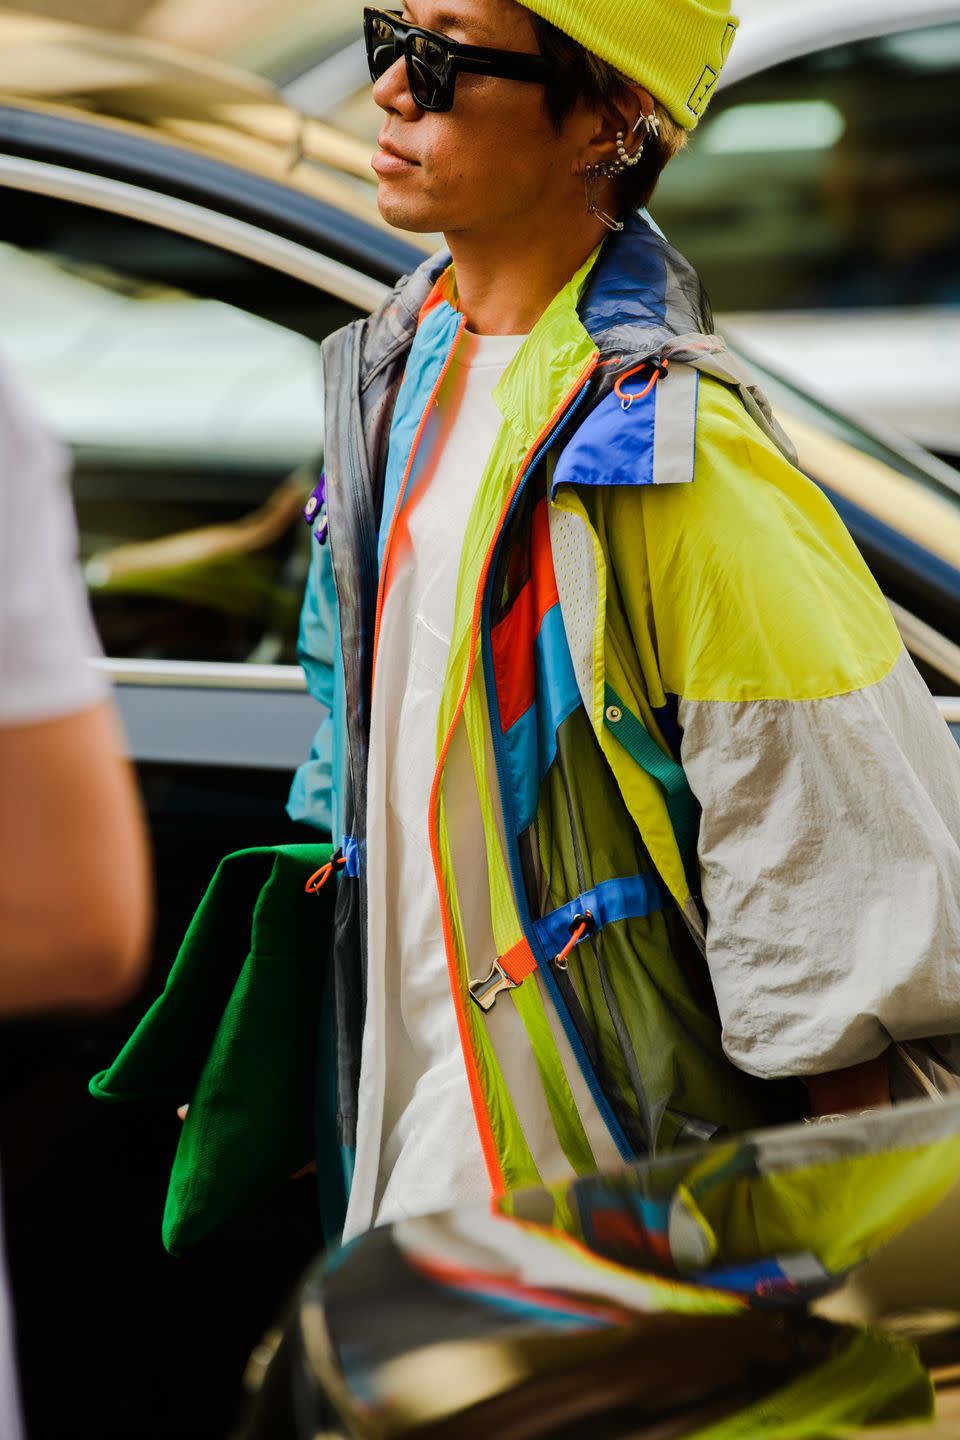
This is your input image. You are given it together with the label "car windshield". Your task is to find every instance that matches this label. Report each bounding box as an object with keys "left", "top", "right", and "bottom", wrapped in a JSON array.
[{"left": 651, "top": 17, "right": 960, "bottom": 459}]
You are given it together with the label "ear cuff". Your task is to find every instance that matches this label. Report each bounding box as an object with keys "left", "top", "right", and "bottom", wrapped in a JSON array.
[
  {"left": 583, "top": 107, "right": 661, "bottom": 233},
  {"left": 593, "top": 108, "right": 661, "bottom": 180}
]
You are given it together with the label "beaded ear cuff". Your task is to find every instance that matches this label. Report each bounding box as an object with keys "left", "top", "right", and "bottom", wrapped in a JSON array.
[{"left": 614, "top": 108, "right": 661, "bottom": 172}]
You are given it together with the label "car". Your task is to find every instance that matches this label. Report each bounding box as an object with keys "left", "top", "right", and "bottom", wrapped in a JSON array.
[
  {"left": 284, "top": 0, "right": 960, "bottom": 463},
  {"left": 0, "top": 15, "right": 959, "bottom": 1439},
  {"left": 0, "top": 10, "right": 424, "bottom": 772},
  {"left": 0, "top": 17, "right": 428, "bottom": 1440},
  {"left": 659, "top": 0, "right": 960, "bottom": 464}
]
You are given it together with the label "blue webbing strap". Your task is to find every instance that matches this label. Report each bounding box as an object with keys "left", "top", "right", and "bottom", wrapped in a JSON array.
[
  {"left": 533, "top": 873, "right": 662, "bottom": 959},
  {"left": 603, "top": 684, "right": 700, "bottom": 889},
  {"left": 341, "top": 836, "right": 360, "bottom": 879}
]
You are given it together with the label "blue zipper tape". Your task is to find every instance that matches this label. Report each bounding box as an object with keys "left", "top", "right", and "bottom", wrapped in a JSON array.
[{"left": 534, "top": 873, "right": 662, "bottom": 958}]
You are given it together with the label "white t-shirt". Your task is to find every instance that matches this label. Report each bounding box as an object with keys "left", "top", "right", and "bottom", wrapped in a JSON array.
[
  {"left": 0, "top": 353, "right": 106, "bottom": 1439},
  {"left": 0, "top": 359, "right": 105, "bottom": 723},
  {"left": 343, "top": 329, "right": 526, "bottom": 1241}
]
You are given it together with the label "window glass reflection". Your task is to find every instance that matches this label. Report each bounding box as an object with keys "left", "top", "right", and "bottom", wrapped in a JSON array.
[{"left": 0, "top": 194, "right": 361, "bottom": 665}]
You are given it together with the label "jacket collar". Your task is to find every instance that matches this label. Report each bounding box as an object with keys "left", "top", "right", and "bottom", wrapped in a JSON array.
[
  {"left": 579, "top": 210, "right": 713, "bottom": 361},
  {"left": 354, "top": 211, "right": 714, "bottom": 454}
]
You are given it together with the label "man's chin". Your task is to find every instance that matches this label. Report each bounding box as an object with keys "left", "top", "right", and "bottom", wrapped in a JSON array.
[{"left": 375, "top": 184, "right": 444, "bottom": 236}]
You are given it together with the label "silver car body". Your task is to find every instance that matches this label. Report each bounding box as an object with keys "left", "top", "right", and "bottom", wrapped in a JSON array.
[{"left": 726, "top": 0, "right": 959, "bottom": 79}]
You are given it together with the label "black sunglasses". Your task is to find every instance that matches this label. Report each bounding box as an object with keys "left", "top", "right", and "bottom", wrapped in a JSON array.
[{"left": 363, "top": 7, "right": 554, "bottom": 112}]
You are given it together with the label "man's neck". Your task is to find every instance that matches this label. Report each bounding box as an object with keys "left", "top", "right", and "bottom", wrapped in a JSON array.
[{"left": 444, "top": 215, "right": 607, "bottom": 336}]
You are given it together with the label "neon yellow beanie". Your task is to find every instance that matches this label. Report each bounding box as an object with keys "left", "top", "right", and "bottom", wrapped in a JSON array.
[{"left": 516, "top": 0, "right": 739, "bottom": 128}]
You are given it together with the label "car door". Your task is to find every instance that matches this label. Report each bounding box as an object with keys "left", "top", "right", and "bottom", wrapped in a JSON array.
[
  {"left": 0, "top": 150, "right": 389, "bottom": 1440},
  {"left": 0, "top": 151, "right": 394, "bottom": 919}
]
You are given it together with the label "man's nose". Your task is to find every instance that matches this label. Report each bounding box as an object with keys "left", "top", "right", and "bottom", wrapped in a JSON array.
[{"left": 372, "top": 55, "right": 422, "bottom": 116}]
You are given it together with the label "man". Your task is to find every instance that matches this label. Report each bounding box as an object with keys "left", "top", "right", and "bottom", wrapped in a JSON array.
[{"left": 290, "top": 0, "right": 960, "bottom": 1244}]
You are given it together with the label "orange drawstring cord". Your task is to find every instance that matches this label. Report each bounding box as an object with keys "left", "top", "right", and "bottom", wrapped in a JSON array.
[
  {"left": 305, "top": 852, "right": 346, "bottom": 895},
  {"left": 554, "top": 911, "right": 594, "bottom": 971},
  {"left": 614, "top": 357, "right": 669, "bottom": 411}
]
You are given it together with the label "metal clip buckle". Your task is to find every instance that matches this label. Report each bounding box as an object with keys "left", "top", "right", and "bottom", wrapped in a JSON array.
[{"left": 469, "top": 959, "right": 517, "bottom": 1013}]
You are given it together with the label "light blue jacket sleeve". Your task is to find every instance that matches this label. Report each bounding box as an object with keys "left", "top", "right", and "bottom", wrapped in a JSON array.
[{"left": 287, "top": 538, "right": 342, "bottom": 837}]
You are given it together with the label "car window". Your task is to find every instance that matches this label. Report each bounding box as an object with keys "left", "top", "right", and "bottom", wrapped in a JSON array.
[
  {"left": 0, "top": 190, "right": 363, "bottom": 667},
  {"left": 653, "top": 21, "right": 960, "bottom": 314}
]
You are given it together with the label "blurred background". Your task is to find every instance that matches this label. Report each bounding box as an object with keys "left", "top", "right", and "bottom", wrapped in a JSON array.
[{"left": 3, "top": 0, "right": 360, "bottom": 74}]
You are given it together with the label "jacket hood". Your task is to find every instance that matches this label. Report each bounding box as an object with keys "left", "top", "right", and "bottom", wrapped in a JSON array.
[{"left": 580, "top": 211, "right": 714, "bottom": 359}]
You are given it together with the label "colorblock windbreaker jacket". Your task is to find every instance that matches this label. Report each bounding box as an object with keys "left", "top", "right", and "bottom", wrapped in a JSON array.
[{"left": 291, "top": 212, "right": 960, "bottom": 1219}]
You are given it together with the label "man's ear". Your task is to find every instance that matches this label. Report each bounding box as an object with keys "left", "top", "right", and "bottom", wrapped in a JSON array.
[{"left": 582, "top": 83, "right": 655, "bottom": 171}]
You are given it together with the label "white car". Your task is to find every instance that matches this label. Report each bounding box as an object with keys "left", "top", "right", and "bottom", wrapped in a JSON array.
[
  {"left": 282, "top": 0, "right": 960, "bottom": 460},
  {"left": 662, "top": 0, "right": 960, "bottom": 462}
]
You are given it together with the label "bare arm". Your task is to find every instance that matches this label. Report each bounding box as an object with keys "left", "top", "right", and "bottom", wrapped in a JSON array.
[
  {"left": 808, "top": 1057, "right": 891, "bottom": 1117},
  {"left": 0, "top": 699, "right": 152, "bottom": 1013}
]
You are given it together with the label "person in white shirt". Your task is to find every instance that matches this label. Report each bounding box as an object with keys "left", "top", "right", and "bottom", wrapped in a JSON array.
[{"left": 0, "top": 351, "right": 152, "bottom": 1437}]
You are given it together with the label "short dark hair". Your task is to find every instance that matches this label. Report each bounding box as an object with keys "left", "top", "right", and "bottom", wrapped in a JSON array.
[{"left": 530, "top": 14, "right": 686, "bottom": 212}]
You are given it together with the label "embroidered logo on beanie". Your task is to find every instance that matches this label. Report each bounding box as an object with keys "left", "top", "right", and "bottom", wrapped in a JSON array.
[
  {"left": 687, "top": 20, "right": 738, "bottom": 118},
  {"left": 516, "top": 0, "right": 740, "bottom": 129}
]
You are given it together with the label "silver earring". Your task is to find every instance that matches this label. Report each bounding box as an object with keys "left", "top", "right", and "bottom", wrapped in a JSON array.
[
  {"left": 590, "top": 154, "right": 625, "bottom": 180},
  {"left": 584, "top": 165, "right": 623, "bottom": 233},
  {"left": 634, "top": 110, "right": 661, "bottom": 139}
]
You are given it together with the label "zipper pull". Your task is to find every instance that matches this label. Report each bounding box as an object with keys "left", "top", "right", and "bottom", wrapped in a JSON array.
[
  {"left": 305, "top": 849, "right": 345, "bottom": 894},
  {"left": 554, "top": 910, "right": 594, "bottom": 971},
  {"left": 615, "top": 358, "right": 669, "bottom": 412}
]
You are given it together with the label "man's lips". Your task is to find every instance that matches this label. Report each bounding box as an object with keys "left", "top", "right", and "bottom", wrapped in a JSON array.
[{"left": 373, "top": 134, "right": 419, "bottom": 174}]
